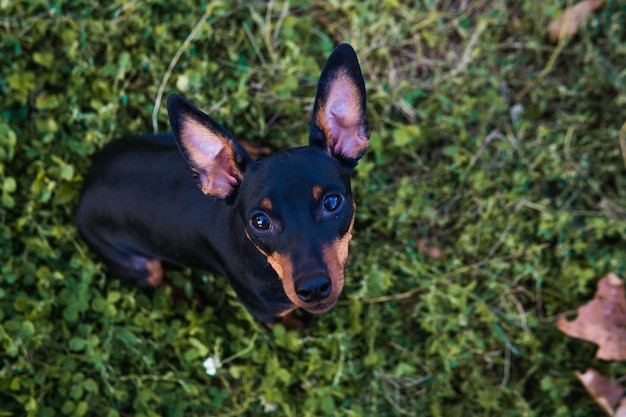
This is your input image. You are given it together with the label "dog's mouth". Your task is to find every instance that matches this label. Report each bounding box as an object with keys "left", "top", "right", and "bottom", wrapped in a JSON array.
[
  {"left": 301, "top": 298, "right": 338, "bottom": 314},
  {"left": 258, "top": 245, "right": 347, "bottom": 314}
]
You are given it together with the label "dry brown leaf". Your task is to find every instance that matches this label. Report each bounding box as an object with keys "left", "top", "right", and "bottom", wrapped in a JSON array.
[
  {"left": 617, "top": 398, "right": 626, "bottom": 417},
  {"left": 417, "top": 240, "right": 442, "bottom": 259},
  {"left": 576, "top": 369, "right": 624, "bottom": 416},
  {"left": 548, "top": 0, "right": 605, "bottom": 43},
  {"left": 557, "top": 273, "right": 626, "bottom": 361}
]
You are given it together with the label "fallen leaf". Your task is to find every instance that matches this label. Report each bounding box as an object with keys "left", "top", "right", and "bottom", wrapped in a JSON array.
[
  {"left": 417, "top": 240, "right": 442, "bottom": 259},
  {"left": 576, "top": 369, "right": 624, "bottom": 416},
  {"left": 617, "top": 398, "right": 626, "bottom": 417},
  {"left": 548, "top": 0, "right": 604, "bottom": 43},
  {"left": 556, "top": 273, "right": 626, "bottom": 361}
]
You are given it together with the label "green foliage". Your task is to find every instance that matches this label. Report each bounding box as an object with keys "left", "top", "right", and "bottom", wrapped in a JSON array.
[{"left": 2, "top": 0, "right": 626, "bottom": 415}]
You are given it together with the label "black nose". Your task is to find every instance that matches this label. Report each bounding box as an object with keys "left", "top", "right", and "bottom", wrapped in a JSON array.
[{"left": 295, "top": 276, "right": 332, "bottom": 303}]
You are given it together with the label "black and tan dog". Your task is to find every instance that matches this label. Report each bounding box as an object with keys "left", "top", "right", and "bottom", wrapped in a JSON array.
[{"left": 76, "top": 44, "right": 369, "bottom": 325}]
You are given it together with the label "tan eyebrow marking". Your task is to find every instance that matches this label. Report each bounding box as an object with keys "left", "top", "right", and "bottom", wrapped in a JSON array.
[
  {"left": 260, "top": 198, "right": 273, "bottom": 211},
  {"left": 312, "top": 185, "right": 324, "bottom": 200}
]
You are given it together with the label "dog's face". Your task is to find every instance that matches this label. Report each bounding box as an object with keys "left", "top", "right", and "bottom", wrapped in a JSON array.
[
  {"left": 168, "top": 44, "right": 368, "bottom": 316},
  {"left": 238, "top": 147, "right": 356, "bottom": 313}
]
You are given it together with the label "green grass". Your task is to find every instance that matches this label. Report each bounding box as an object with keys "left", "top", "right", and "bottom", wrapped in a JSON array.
[{"left": 2, "top": 1, "right": 626, "bottom": 416}]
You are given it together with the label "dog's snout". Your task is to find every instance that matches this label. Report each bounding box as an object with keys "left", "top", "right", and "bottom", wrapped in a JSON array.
[{"left": 295, "top": 276, "right": 332, "bottom": 303}]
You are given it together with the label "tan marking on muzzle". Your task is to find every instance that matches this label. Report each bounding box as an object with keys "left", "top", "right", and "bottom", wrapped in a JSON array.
[
  {"left": 243, "top": 229, "right": 299, "bottom": 305},
  {"left": 244, "top": 229, "right": 302, "bottom": 304},
  {"left": 244, "top": 229, "right": 268, "bottom": 256},
  {"left": 320, "top": 211, "right": 355, "bottom": 310},
  {"left": 266, "top": 253, "right": 300, "bottom": 306}
]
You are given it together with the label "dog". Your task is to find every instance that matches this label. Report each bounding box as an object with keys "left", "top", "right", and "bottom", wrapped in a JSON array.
[{"left": 76, "top": 44, "right": 369, "bottom": 325}]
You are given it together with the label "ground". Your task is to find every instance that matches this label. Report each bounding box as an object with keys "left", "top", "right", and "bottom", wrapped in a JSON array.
[{"left": 1, "top": 1, "right": 625, "bottom": 416}]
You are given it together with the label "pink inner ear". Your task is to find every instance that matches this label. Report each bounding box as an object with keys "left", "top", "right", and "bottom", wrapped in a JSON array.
[
  {"left": 320, "top": 71, "right": 369, "bottom": 160},
  {"left": 181, "top": 118, "right": 242, "bottom": 197}
]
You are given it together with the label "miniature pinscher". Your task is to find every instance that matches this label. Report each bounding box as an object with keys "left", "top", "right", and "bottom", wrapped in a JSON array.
[{"left": 76, "top": 44, "right": 369, "bottom": 325}]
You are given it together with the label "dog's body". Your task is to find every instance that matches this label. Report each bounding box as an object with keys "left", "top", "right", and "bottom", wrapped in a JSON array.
[{"left": 76, "top": 44, "right": 368, "bottom": 324}]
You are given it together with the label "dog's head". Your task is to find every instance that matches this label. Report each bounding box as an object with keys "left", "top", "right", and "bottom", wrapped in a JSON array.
[{"left": 167, "top": 44, "right": 368, "bottom": 314}]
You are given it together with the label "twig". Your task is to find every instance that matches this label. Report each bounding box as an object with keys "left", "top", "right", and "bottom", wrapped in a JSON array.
[
  {"left": 502, "top": 288, "right": 530, "bottom": 333},
  {"left": 243, "top": 20, "right": 267, "bottom": 66},
  {"left": 499, "top": 344, "right": 511, "bottom": 389},
  {"left": 542, "top": 1, "right": 572, "bottom": 77},
  {"left": 152, "top": 10, "right": 211, "bottom": 133},
  {"left": 619, "top": 120, "right": 626, "bottom": 170},
  {"left": 457, "top": 19, "right": 484, "bottom": 71},
  {"left": 465, "top": 130, "right": 506, "bottom": 174},
  {"left": 152, "top": 4, "right": 249, "bottom": 133},
  {"left": 272, "top": 1, "right": 290, "bottom": 43},
  {"left": 380, "top": 371, "right": 429, "bottom": 415},
  {"left": 476, "top": 219, "right": 517, "bottom": 267},
  {"left": 351, "top": 287, "right": 422, "bottom": 305},
  {"left": 344, "top": 243, "right": 551, "bottom": 307},
  {"left": 516, "top": 0, "right": 573, "bottom": 101},
  {"left": 222, "top": 332, "right": 259, "bottom": 365}
]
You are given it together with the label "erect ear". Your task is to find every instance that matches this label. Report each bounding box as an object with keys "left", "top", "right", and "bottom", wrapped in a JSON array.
[
  {"left": 309, "top": 44, "right": 369, "bottom": 168},
  {"left": 167, "top": 94, "right": 252, "bottom": 198}
]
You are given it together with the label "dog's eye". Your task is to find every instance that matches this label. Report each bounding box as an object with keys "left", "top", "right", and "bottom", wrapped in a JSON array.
[
  {"left": 251, "top": 214, "right": 271, "bottom": 230},
  {"left": 323, "top": 194, "right": 341, "bottom": 212}
]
